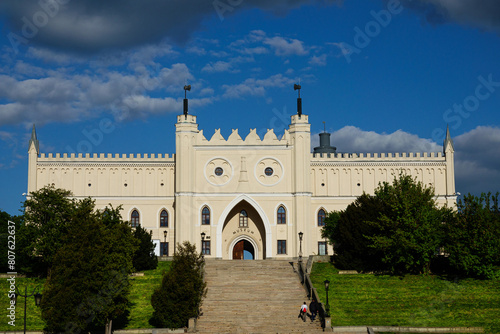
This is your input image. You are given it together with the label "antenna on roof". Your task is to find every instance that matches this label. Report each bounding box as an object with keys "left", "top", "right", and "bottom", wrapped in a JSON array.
[
  {"left": 183, "top": 85, "right": 191, "bottom": 117},
  {"left": 294, "top": 83, "right": 302, "bottom": 117},
  {"left": 323, "top": 121, "right": 326, "bottom": 133}
]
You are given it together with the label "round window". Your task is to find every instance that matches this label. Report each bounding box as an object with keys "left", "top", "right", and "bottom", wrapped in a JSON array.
[
  {"left": 264, "top": 167, "right": 273, "bottom": 176},
  {"left": 214, "top": 167, "right": 224, "bottom": 176}
]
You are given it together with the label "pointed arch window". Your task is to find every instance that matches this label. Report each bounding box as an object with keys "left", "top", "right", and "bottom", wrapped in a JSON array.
[
  {"left": 317, "top": 209, "right": 326, "bottom": 227},
  {"left": 131, "top": 209, "right": 140, "bottom": 227},
  {"left": 160, "top": 209, "right": 168, "bottom": 227},
  {"left": 239, "top": 210, "right": 248, "bottom": 228},
  {"left": 277, "top": 206, "right": 286, "bottom": 225},
  {"left": 202, "top": 207, "right": 210, "bottom": 225}
]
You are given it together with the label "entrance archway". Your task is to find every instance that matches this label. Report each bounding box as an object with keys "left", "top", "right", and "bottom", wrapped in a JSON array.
[
  {"left": 216, "top": 195, "right": 273, "bottom": 259},
  {"left": 232, "top": 239, "right": 255, "bottom": 260}
]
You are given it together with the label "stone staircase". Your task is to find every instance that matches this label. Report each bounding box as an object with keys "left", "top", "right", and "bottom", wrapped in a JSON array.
[{"left": 195, "top": 260, "right": 324, "bottom": 334}]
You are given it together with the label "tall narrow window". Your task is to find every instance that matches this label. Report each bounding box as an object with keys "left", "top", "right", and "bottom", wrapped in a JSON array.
[
  {"left": 318, "top": 241, "right": 326, "bottom": 255},
  {"left": 277, "top": 240, "right": 287, "bottom": 255},
  {"left": 318, "top": 209, "right": 326, "bottom": 226},
  {"left": 160, "top": 209, "right": 168, "bottom": 227},
  {"left": 131, "top": 209, "right": 140, "bottom": 227},
  {"left": 202, "top": 240, "right": 211, "bottom": 255},
  {"left": 202, "top": 207, "right": 210, "bottom": 225},
  {"left": 277, "top": 206, "right": 286, "bottom": 224},
  {"left": 239, "top": 210, "right": 248, "bottom": 227},
  {"left": 160, "top": 242, "right": 169, "bottom": 256}
]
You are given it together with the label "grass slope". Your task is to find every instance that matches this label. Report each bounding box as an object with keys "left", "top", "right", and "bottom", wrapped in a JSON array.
[
  {"left": 0, "top": 261, "right": 171, "bottom": 331},
  {"left": 310, "top": 262, "right": 500, "bottom": 334}
]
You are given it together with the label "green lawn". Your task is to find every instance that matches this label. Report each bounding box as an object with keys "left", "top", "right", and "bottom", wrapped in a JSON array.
[
  {"left": 310, "top": 262, "right": 500, "bottom": 334},
  {"left": 3, "top": 262, "right": 498, "bottom": 333},
  {"left": 0, "top": 261, "right": 171, "bottom": 332},
  {"left": 126, "top": 261, "right": 171, "bottom": 329}
]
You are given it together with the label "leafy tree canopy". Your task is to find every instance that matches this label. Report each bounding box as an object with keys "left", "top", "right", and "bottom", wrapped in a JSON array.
[
  {"left": 18, "top": 185, "right": 76, "bottom": 276},
  {"left": 323, "top": 173, "right": 453, "bottom": 275},
  {"left": 41, "top": 200, "right": 138, "bottom": 333},
  {"left": 443, "top": 192, "right": 500, "bottom": 279}
]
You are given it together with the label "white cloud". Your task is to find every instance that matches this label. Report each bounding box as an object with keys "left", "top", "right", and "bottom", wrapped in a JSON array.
[
  {"left": 309, "top": 54, "right": 327, "bottom": 66},
  {"left": 316, "top": 126, "right": 441, "bottom": 153},
  {"left": 311, "top": 125, "right": 500, "bottom": 197},
  {"left": 222, "top": 73, "right": 296, "bottom": 99},
  {"left": 202, "top": 61, "right": 237, "bottom": 73},
  {"left": 263, "top": 36, "right": 308, "bottom": 56},
  {"left": 453, "top": 126, "right": 500, "bottom": 195}
]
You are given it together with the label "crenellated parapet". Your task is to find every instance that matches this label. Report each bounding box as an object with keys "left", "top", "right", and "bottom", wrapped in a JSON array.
[
  {"left": 311, "top": 151, "right": 447, "bottom": 166},
  {"left": 197, "top": 128, "right": 290, "bottom": 146},
  {"left": 38, "top": 152, "right": 174, "bottom": 161}
]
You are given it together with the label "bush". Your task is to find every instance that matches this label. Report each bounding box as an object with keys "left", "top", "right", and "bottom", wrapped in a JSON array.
[
  {"left": 132, "top": 225, "right": 158, "bottom": 272},
  {"left": 151, "top": 241, "right": 206, "bottom": 329}
]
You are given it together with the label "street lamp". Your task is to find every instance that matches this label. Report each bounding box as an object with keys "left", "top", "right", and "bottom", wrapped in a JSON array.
[
  {"left": 163, "top": 230, "right": 168, "bottom": 256},
  {"left": 298, "top": 231, "right": 304, "bottom": 263},
  {"left": 324, "top": 279, "right": 330, "bottom": 317},
  {"left": 11, "top": 286, "right": 42, "bottom": 334},
  {"left": 201, "top": 232, "right": 206, "bottom": 258}
]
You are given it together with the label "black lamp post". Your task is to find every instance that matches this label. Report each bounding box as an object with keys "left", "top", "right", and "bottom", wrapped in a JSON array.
[
  {"left": 11, "top": 286, "right": 42, "bottom": 334},
  {"left": 298, "top": 231, "right": 304, "bottom": 263},
  {"left": 201, "top": 232, "right": 206, "bottom": 258},
  {"left": 163, "top": 230, "right": 168, "bottom": 256},
  {"left": 324, "top": 279, "right": 330, "bottom": 317}
]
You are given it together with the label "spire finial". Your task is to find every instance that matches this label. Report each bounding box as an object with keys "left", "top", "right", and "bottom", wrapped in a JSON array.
[
  {"left": 294, "top": 83, "right": 302, "bottom": 116},
  {"left": 443, "top": 124, "right": 455, "bottom": 153},
  {"left": 29, "top": 124, "right": 40, "bottom": 155},
  {"left": 183, "top": 85, "right": 191, "bottom": 117}
]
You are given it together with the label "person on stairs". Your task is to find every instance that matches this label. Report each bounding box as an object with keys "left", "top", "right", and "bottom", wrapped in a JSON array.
[
  {"left": 309, "top": 299, "right": 318, "bottom": 322},
  {"left": 298, "top": 302, "right": 308, "bottom": 322}
]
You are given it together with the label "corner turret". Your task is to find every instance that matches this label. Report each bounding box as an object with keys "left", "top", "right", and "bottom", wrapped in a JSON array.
[
  {"left": 28, "top": 124, "right": 39, "bottom": 194},
  {"left": 443, "top": 125, "right": 454, "bottom": 154},
  {"left": 28, "top": 124, "right": 39, "bottom": 155}
]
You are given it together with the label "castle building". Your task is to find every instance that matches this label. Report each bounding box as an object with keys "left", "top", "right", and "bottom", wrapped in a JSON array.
[{"left": 27, "top": 97, "right": 456, "bottom": 260}]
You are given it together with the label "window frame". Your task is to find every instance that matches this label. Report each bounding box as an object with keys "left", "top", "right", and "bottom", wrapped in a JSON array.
[
  {"left": 131, "top": 209, "right": 140, "bottom": 228},
  {"left": 239, "top": 209, "right": 248, "bottom": 228},
  {"left": 160, "top": 242, "right": 169, "bottom": 256},
  {"left": 202, "top": 240, "right": 211, "bottom": 255},
  {"left": 160, "top": 209, "right": 168, "bottom": 227},
  {"left": 317, "top": 208, "right": 326, "bottom": 227},
  {"left": 277, "top": 240, "right": 287, "bottom": 255},
  {"left": 318, "top": 241, "right": 326, "bottom": 256},
  {"left": 201, "top": 206, "right": 210, "bottom": 225},
  {"left": 277, "top": 205, "right": 286, "bottom": 225}
]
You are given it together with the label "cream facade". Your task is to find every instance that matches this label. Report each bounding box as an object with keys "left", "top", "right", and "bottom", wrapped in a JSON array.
[{"left": 27, "top": 111, "right": 456, "bottom": 260}]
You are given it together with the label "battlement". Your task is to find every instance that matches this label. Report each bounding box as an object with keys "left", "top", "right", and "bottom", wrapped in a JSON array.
[
  {"left": 311, "top": 151, "right": 446, "bottom": 162},
  {"left": 197, "top": 128, "right": 290, "bottom": 146},
  {"left": 38, "top": 153, "right": 175, "bottom": 161}
]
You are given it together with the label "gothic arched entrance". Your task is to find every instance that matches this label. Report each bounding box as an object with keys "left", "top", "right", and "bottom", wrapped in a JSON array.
[
  {"left": 218, "top": 197, "right": 270, "bottom": 260},
  {"left": 232, "top": 239, "right": 255, "bottom": 260}
]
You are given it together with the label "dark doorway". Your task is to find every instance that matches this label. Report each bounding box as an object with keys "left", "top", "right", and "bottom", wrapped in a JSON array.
[{"left": 232, "top": 240, "right": 255, "bottom": 260}]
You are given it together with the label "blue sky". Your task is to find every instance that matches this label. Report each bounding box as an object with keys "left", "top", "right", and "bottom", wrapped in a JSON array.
[{"left": 1, "top": 0, "right": 500, "bottom": 216}]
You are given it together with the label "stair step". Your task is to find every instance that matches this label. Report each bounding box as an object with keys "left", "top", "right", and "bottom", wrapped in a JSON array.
[{"left": 196, "top": 260, "right": 323, "bottom": 333}]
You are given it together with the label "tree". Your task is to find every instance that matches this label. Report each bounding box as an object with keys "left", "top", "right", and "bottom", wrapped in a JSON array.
[
  {"left": 151, "top": 241, "right": 207, "bottom": 329},
  {"left": 443, "top": 192, "right": 500, "bottom": 279},
  {"left": 41, "top": 200, "right": 138, "bottom": 333},
  {"left": 367, "top": 174, "right": 451, "bottom": 275},
  {"left": 323, "top": 174, "right": 452, "bottom": 275},
  {"left": 18, "top": 185, "right": 76, "bottom": 276},
  {"left": 321, "top": 194, "right": 387, "bottom": 272},
  {"left": 132, "top": 224, "right": 158, "bottom": 272}
]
